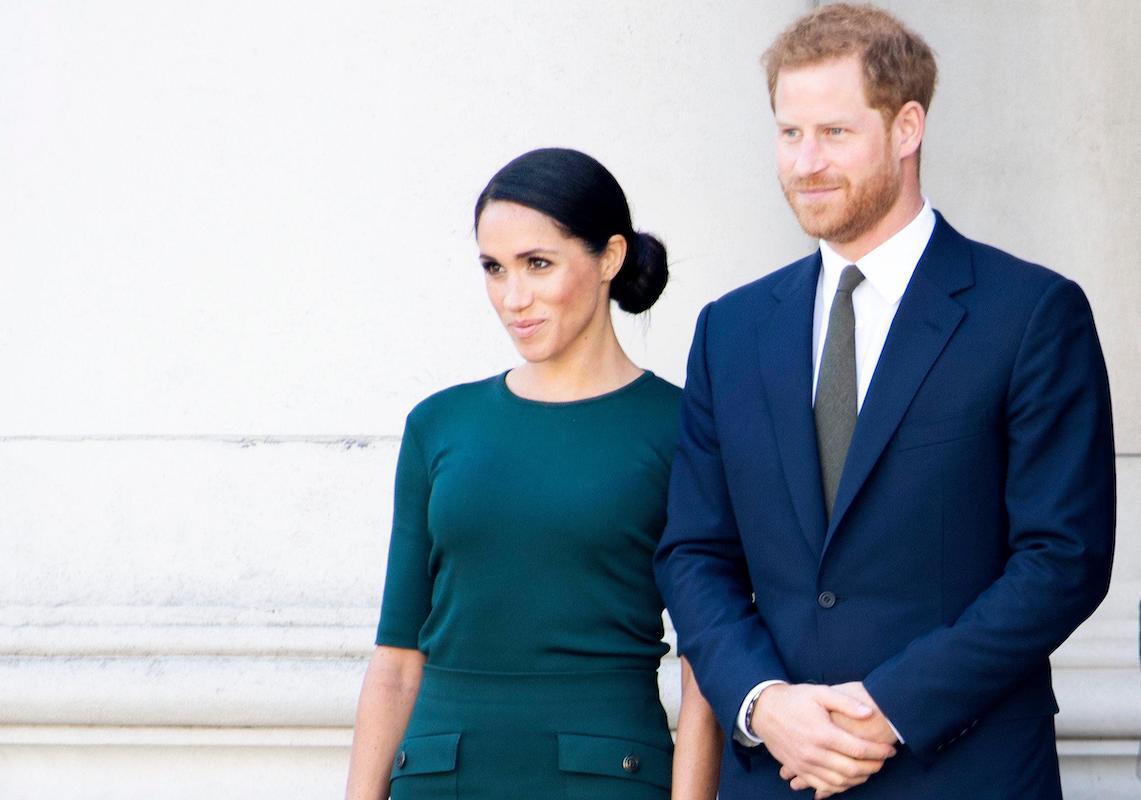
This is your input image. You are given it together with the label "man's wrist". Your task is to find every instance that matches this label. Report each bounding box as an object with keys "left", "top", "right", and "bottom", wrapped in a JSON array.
[
  {"left": 734, "top": 680, "right": 787, "bottom": 745},
  {"left": 854, "top": 682, "right": 905, "bottom": 744},
  {"left": 884, "top": 715, "right": 905, "bottom": 744}
]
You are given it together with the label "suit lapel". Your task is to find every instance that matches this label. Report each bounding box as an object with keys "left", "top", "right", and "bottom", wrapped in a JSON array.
[
  {"left": 822, "top": 214, "right": 974, "bottom": 554},
  {"left": 755, "top": 254, "right": 829, "bottom": 557}
]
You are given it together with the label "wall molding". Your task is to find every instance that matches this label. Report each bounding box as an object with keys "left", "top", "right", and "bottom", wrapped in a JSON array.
[{"left": 0, "top": 605, "right": 1136, "bottom": 738}]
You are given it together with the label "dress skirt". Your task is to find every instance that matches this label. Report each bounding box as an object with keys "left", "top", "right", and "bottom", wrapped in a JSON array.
[{"left": 390, "top": 665, "right": 673, "bottom": 800}]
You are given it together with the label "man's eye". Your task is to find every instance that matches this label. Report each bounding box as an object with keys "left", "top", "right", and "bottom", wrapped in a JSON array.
[
  {"left": 781, "top": 129, "right": 801, "bottom": 140},
  {"left": 826, "top": 127, "right": 844, "bottom": 136}
]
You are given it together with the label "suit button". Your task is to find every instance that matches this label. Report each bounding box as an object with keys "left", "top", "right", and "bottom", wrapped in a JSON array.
[
  {"left": 817, "top": 591, "right": 837, "bottom": 609},
  {"left": 622, "top": 754, "right": 640, "bottom": 773},
  {"left": 394, "top": 750, "right": 407, "bottom": 769}
]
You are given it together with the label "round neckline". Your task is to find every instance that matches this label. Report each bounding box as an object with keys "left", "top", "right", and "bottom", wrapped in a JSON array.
[{"left": 496, "top": 369, "right": 655, "bottom": 408}]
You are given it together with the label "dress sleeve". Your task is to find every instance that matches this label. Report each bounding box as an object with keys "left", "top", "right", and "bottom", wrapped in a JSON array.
[{"left": 375, "top": 415, "right": 433, "bottom": 650}]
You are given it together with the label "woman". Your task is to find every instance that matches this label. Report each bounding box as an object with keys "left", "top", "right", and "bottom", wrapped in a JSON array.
[{"left": 345, "top": 148, "right": 721, "bottom": 800}]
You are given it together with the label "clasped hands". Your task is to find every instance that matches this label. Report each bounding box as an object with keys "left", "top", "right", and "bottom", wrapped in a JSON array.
[{"left": 751, "top": 681, "right": 898, "bottom": 799}]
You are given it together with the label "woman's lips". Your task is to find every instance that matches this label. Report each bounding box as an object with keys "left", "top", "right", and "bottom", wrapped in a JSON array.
[{"left": 508, "top": 319, "right": 546, "bottom": 339}]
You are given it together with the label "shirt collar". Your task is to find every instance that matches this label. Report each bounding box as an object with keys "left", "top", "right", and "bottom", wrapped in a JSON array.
[{"left": 818, "top": 199, "right": 936, "bottom": 305}]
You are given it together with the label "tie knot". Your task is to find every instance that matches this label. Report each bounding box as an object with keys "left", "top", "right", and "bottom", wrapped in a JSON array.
[{"left": 837, "top": 264, "right": 865, "bottom": 294}]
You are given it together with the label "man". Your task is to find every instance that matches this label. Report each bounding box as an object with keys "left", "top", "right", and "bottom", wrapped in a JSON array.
[{"left": 655, "top": 5, "right": 1115, "bottom": 799}]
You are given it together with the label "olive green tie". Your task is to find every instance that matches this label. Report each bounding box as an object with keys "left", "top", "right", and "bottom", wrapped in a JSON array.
[{"left": 815, "top": 265, "right": 865, "bottom": 519}]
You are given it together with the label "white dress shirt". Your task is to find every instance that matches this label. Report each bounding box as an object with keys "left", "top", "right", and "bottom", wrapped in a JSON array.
[{"left": 735, "top": 200, "right": 936, "bottom": 746}]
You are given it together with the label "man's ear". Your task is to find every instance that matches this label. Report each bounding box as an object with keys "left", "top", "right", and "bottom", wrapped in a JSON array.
[
  {"left": 600, "top": 234, "right": 628, "bottom": 282},
  {"left": 894, "top": 100, "right": 926, "bottom": 159}
]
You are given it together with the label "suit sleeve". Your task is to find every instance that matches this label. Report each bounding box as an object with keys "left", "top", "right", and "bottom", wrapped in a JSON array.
[
  {"left": 655, "top": 304, "right": 791, "bottom": 738},
  {"left": 863, "top": 278, "right": 1116, "bottom": 762},
  {"left": 375, "top": 415, "right": 434, "bottom": 650}
]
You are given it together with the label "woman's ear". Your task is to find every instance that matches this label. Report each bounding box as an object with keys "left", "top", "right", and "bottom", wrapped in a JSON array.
[{"left": 599, "top": 234, "right": 628, "bottom": 282}]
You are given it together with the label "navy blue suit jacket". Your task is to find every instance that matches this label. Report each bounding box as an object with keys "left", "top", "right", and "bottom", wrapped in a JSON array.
[{"left": 655, "top": 214, "right": 1115, "bottom": 798}]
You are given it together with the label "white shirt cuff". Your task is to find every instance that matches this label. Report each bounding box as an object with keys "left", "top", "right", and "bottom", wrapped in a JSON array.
[
  {"left": 885, "top": 716, "right": 905, "bottom": 744},
  {"left": 733, "top": 680, "right": 787, "bottom": 747}
]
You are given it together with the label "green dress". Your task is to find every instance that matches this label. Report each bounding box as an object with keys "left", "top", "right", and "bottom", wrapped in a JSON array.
[{"left": 376, "top": 371, "right": 681, "bottom": 799}]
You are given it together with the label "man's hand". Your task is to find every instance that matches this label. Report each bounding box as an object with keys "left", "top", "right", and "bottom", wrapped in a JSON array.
[
  {"left": 829, "top": 682, "right": 898, "bottom": 746},
  {"left": 778, "top": 682, "right": 900, "bottom": 796},
  {"left": 752, "top": 683, "right": 896, "bottom": 799}
]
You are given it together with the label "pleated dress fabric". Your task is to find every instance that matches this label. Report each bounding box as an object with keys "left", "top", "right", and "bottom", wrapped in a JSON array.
[{"left": 376, "top": 372, "right": 681, "bottom": 799}]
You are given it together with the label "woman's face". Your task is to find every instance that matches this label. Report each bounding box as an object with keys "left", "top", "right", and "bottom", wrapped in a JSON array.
[{"left": 477, "top": 201, "right": 623, "bottom": 365}]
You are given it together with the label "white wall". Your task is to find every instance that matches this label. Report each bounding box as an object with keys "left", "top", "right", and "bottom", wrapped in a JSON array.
[{"left": 0, "top": 1, "right": 1136, "bottom": 797}]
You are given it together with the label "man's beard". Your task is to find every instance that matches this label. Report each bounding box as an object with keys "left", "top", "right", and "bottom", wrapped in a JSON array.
[{"left": 782, "top": 152, "right": 902, "bottom": 244}]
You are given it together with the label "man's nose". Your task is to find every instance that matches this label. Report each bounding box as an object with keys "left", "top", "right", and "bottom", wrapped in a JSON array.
[{"left": 793, "top": 137, "right": 827, "bottom": 177}]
